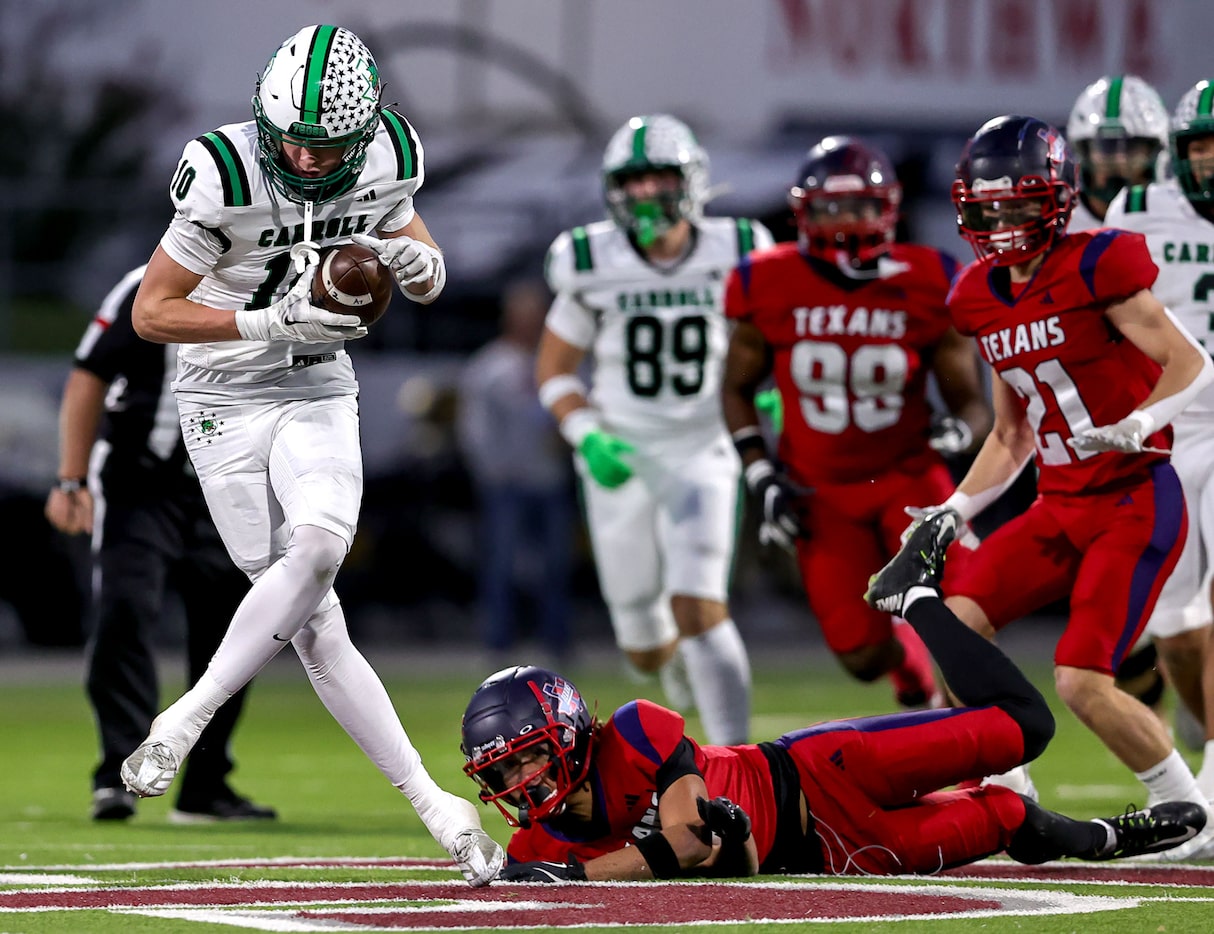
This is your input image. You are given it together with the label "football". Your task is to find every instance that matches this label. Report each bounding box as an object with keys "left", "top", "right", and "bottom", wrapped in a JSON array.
[{"left": 311, "top": 243, "right": 394, "bottom": 325}]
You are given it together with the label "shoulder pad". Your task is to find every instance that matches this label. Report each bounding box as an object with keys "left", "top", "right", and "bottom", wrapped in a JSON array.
[
  {"left": 379, "top": 109, "right": 425, "bottom": 185},
  {"left": 171, "top": 133, "right": 244, "bottom": 226},
  {"left": 544, "top": 227, "right": 594, "bottom": 292}
]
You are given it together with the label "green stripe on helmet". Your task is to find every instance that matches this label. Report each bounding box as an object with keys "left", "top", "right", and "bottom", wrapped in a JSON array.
[
  {"left": 198, "top": 131, "right": 251, "bottom": 207},
  {"left": 1200, "top": 82, "right": 1214, "bottom": 118},
  {"left": 631, "top": 122, "right": 649, "bottom": 164},
  {"left": 301, "top": 25, "right": 338, "bottom": 125},
  {"left": 1104, "top": 76, "right": 1124, "bottom": 120}
]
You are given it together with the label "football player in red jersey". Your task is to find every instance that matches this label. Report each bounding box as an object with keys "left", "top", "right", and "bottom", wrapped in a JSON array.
[
  {"left": 905, "top": 115, "right": 1214, "bottom": 856},
  {"left": 461, "top": 512, "right": 1207, "bottom": 881},
  {"left": 720, "top": 137, "right": 992, "bottom": 708}
]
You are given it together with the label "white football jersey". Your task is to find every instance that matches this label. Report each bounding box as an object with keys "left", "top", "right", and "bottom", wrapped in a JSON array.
[
  {"left": 1067, "top": 197, "right": 1104, "bottom": 234},
  {"left": 544, "top": 217, "right": 773, "bottom": 453},
  {"left": 1106, "top": 181, "right": 1214, "bottom": 414},
  {"left": 159, "top": 111, "right": 425, "bottom": 402}
]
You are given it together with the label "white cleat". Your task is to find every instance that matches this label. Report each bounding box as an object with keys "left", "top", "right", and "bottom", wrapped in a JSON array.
[
  {"left": 982, "top": 764, "right": 1039, "bottom": 803},
  {"left": 450, "top": 827, "right": 506, "bottom": 886},
  {"left": 120, "top": 742, "right": 182, "bottom": 798},
  {"left": 429, "top": 793, "right": 505, "bottom": 886},
  {"left": 658, "top": 650, "right": 696, "bottom": 712}
]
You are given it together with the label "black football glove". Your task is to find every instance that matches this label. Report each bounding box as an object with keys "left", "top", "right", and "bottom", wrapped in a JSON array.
[
  {"left": 696, "top": 796, "right": 753, "bottom": 877},
  {"left": 744, "top": 459, "right": 807, "bottom": 552},
  {"left": 498, "top": 858, "right": 588, "bottom": 883},
  {"left": 697, "top": 795, "right": 752, "bottom": 845}
]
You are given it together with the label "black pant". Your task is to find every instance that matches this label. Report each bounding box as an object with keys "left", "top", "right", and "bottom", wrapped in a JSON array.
[{"left": 86, "top": 471, "right": 250, "bottom": 808}]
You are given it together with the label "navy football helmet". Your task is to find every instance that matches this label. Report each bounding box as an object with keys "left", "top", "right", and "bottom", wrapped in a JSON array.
[
  {"left": 461, "top": 666, "right": 596, "bottom": 828},
  {"left": 953, "top": 115, "right": 1078, "bottom": 266},
  {"left": 789, "top": 136, "right": 902, "bottom": 264}
]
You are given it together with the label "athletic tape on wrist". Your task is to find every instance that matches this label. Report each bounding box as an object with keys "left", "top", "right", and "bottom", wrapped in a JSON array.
[
  {"left": 539, "top": 374, "right": 587, "bottom": 410},
  {"left": 731, "top": 425, "right": 768, "bottom": 459},
  {"left": 636, "top": 832, "right": 682, "bottom": 879},
  {"left": 559, "top": 407, "right": 601, "bottom": 448}
]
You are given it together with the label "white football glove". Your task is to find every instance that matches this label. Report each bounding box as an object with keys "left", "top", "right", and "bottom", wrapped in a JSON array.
[
  {"left": 351, "top": 232, "right": 446, "bottom": 302},
  {"left": 928, "top": 415, "right": 974, "bottom": 455},
  {"left": 1067, "top": 411, "right": 1168, "bottom": 455},
  {"left": 902, "top": 505, "right": 980, "bottom": 550},
  {"left": 234, "top": 255, "right": 367, "bottom": 344}
]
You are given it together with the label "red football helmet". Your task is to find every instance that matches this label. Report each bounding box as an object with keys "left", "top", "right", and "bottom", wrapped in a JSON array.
[
  {"left": 952, "top": 115, "right": 1078, "bottom": 266},
  {"left": 789, "top": 136, "right": 902, "bottom": 264},
  {"left": 460, "top": 666, "right": 596, "bottom": 828}
]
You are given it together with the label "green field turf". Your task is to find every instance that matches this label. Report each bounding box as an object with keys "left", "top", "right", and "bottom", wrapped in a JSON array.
[{"left": 0, "top": 642, "right": 1210, "bottom": 932}]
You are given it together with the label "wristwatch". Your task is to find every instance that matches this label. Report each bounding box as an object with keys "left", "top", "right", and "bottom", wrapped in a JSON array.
[{"left": 56, "top": 477, "right": 85, "bottom": 494}]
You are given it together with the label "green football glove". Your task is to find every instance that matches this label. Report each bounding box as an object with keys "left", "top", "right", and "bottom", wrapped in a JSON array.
[
  {"left": 754, "top": 388, "right": 784, "bottom": 435},
  {"left": 579, "top": 430, "right": 635, "bottom": 489}
]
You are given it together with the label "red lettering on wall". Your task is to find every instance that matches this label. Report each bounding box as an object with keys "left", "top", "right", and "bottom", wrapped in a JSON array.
[
  {"left": 1124, "top": 0, "right": 1156, "bottom": 77},
  {"left": 1054, "top": 0, "right": 1102, "bottom": 71},
  {"left": 988, "top": 0, "right": 1036, "bottom": 77},
  {"left": 894, "top": 0, "right": 930, "bottom": 70},
  {"left": 944, "top": 0, "right": 973, "bottom": 74}
]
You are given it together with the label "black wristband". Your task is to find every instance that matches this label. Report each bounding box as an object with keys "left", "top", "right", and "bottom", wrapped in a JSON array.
[
  {"left": 56, "top": 478, "right": 85, "bottom": 494},
  {"left": 636, "top": 832, "right": 682, "bottom": 879},
  {"left": 732, "top": 425, "right": 767, "bottom": 460}
]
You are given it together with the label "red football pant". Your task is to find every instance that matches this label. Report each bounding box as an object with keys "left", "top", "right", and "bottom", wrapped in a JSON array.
[{"left": 778, "top": 705, "right": 1028, "bottom": 874}]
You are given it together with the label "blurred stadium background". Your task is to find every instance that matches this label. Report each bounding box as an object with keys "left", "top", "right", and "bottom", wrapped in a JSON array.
[{"left": 1, "top": 0, "right": 1208, "bottom": 660}]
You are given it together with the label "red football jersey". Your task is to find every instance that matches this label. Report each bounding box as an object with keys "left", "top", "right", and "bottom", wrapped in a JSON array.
[
  {"left": 947, "top": 230, "right": 1166, "bottom": 496},
  {"left": 506, "top": 699, "right": 780, "bottom": 867},
  {"left": 725, "top": 243, "right": 959, "bottom": 485}
]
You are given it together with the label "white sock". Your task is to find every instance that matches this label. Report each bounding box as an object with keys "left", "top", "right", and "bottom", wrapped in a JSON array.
[
  {"left": 1196, "top": 740, "right": 1214, "bottom": 802},
  {"left": 149, "top": 670, "right": 233, "bottom": 757},
  {"left": 681, "top": 620, "right": 751, "bottom": 745},
  {"left": 902, "top": 586, "right": 939, "bottom": 614},
  {"left": 1135, "top": 749, "right": 1206, "bottom": 807},
  {"left": 291, "top": 603, "right": 469, "bottom": 847}
]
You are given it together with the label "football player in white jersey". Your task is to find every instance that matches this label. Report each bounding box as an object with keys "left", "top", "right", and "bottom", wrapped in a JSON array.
[
  {"left": 1105, "top": 79, "right": 1214, "bottom": 818},
  {"left": 1067, "top": 74, "right": 1170, "bottom": 232},
  {"left": 118, "top": 25, "right": 502, "bottom": 885},
  {"left": 536, "top": 114, "right": 773, "bottom": 745},
  {"left": 1066, "top": 75, "right": 1185, "bottom": 729}
]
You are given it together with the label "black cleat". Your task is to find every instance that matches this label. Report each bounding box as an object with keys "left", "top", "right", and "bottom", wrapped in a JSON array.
[
  {"left": 1089, "top": 802, "right": 1208, "bottom": 860},
  {"left": 169, "top": 792, "right": 278, "bottom": 824},
  {"left": 92, "top": 786, "right": 137, "bottom": 821},
  {"left": 864, "top": 509, "right": 958, "bottom": 616}
]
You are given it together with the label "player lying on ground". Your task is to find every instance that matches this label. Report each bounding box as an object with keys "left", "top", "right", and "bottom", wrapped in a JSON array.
[{"left": 460, "top": 510, "right": 1207, "bottom": 880}]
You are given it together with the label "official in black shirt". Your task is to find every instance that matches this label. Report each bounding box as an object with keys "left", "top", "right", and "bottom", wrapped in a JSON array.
[{"left": 46, "top": 265, "right": 275, "bottom": 822}]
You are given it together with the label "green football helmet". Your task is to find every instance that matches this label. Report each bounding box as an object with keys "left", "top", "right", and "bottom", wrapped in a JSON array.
[
  {"left": 252, "top": 24, "right": 382, "bottom": 204},
  {"left": 601, "top": 114, "right": 709, "bottom": 247},
  {"left": 1171, "top": 79, "right": 1214, "bottom": 205}
]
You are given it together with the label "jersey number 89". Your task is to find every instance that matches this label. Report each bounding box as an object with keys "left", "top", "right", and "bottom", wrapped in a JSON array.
[{"left": 625, "top": 314, "right": 708, "bottom": 397}]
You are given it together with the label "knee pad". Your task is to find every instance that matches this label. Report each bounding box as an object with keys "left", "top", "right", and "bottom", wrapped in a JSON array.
[
  {"left": 610, "top": 601, "right": 678, "bottom": 654},
  {"left": 287, "top": 525, "right": 348, "bottom": 589}
]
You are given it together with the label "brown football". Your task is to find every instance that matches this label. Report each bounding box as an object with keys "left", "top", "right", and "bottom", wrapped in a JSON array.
[{"left": 311, "top": 243, "right": 394, "bottom": 325}]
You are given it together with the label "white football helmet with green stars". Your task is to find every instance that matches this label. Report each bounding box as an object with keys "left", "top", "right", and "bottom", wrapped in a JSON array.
[
  {"left": 253, "top": 24, "right": 383, "bottom": 204},
  {"left": 1066, "top": 74, "right": 1169, "bottom": 205}
]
